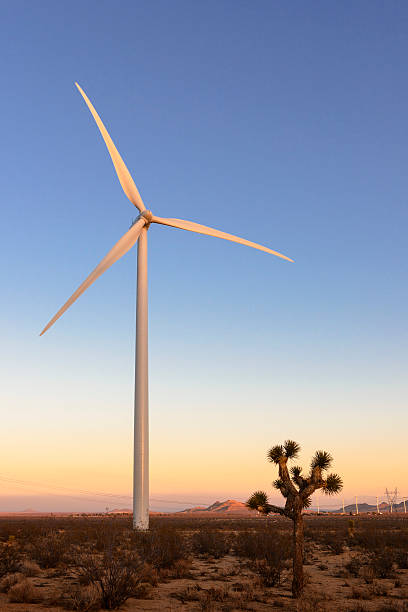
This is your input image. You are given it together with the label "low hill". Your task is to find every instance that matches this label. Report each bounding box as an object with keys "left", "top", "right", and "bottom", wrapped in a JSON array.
[{"left": 180, "top": 499, "right": 258, "bottom": 515}]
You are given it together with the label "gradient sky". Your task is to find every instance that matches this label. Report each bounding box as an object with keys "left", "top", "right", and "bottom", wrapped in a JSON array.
[{"left": 1, "top": 1, "right": 407, "bottom": 512}]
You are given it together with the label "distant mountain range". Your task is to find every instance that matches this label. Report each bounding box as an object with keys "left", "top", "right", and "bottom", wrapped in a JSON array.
[
  {"left": 335, "top": 500, "right": 407, "bottom": 514},
  {"left": 3, "top": 499, "right": 406, "bottom": 517}
]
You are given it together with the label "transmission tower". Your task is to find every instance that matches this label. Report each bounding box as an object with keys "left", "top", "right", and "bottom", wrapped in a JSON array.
[{"left": 385, "top": 487, "right": 398, "bottom": 513}]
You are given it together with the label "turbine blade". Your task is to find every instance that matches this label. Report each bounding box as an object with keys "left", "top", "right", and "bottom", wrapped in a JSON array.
[
  {"left": 152, "top": 216, "right": 293, "bottom": 262},
  {"left": 40, "top": 219, "right": 146, "bottom": 336},
  {"left": 75, "top": 83, "right": 146, "bottom": 212}
]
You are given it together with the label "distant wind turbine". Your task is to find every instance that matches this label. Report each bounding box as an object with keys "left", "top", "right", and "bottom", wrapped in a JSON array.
[{"left": 41, "top": 83, "right": 293, "bottom": 530}]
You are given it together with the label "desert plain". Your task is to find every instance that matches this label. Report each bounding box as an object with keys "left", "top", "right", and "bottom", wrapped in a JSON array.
[{"left": 0, "top": 509, "right": 408, "bottom": 612}]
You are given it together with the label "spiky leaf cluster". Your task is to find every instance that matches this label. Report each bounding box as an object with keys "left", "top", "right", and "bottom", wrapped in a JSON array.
[
  {"left": 283, "top": 440, "right": 301, "bottom": 459},
  {"left": 323, "top": 473, "right": 343, "bottom": 495},
  {"left": 246, "top": 490, "right": 270, "bottom": 513},
  {"left": 273, "top": 478, "right": 284, "bottom": 491},
  {"left": 267, "top": 445, "right": 284, "bottom": 464},
  {"left": 311, "top": 450, "right": 333, "bottom": 471},
  {"left": 302, "top": 497, "right": 312, "bottom": 509},
  {"left": 290, "top": 466, "right": 302, "bottom": 479}
]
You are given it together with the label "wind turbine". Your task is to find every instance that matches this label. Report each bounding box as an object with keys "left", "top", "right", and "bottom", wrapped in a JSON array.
[{"left": 41, "top": 83, "right": 293, "bottom": 530}]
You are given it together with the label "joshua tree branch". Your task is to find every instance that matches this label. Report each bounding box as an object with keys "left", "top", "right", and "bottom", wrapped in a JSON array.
[
  {"left": 269, "top": 504, "right": 287, "bottom": 516},
  {"left": 278, "top": 457, "right": 298, "bottom": 496}
]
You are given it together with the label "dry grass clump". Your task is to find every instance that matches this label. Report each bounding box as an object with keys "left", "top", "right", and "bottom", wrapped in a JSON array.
[{"left": 8, "top": 578, "right": 43, "bottom": 603}]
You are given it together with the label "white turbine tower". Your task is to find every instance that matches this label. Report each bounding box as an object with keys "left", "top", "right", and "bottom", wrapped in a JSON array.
[{"left": 41, "top": 84, "right": 293, "bottom": 530}]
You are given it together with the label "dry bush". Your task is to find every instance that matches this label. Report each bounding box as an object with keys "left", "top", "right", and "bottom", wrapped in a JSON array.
[
  {"left": 375, "top": 602, "right": 408, "bottom": 612},
  {"left": 28, "top": 532, "right": 68, "bottom": 568},
  {"left": 234, "top": 529, "right": 291, "bottom": 560},
  {"left": 60, "top": 584, "right": 101, "bottom": 611},
  {"left": 20, "top": 559, "right": 41, "bottom": 576},
  {"left": 348, "top": 605, "right": 368, "bottom": 612},
  {"left": 8, "top": 578, "right": 43, "bottom": 603},
  {"left": 171, "top": 584, "right": 202, "bottom": 603},
  {"left": 191, "top": 529, "right": 232, "bottom": 558},
  {"left": 370, "top": 551, "right": 395, "bottom": 579},
  {"left": 252, "top": 558, "right": 282, "bottom": 587},
  {"left": 0, "top": 572, "right": 20, "bottom": 593},
  {"left": 295, "top": 590, "right": 330, "bottom": 611},
  {"left": 0, "top": 542, "right": 21, "bottom": 577},
  {"left": 351, "top": 586, "right": 372, "bottom": 600},
  {"left": 165, "top": 557, "right": 193, "bottom": 578},
  {"left": 139, "top": 562, "right": 159, "bottom": 585},
  {"left": 393, "top": 550, "right": 408, "bottom": 569},
  {"left": 72, "top": 549, "right": 145, "bottom": 609},
  {"left": 131, "top": 527, "right": 185, "bottom": 569},
  {"left": 345, "top": 555, "right": 367, "bottom": 577},
  {"left": 234, "top": 529, "right": 290, "bottom": 587}
]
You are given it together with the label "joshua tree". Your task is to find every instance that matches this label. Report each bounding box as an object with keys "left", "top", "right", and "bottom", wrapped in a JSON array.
[{"left": 247, "top": 440, "right": 342, "bottom": 598}]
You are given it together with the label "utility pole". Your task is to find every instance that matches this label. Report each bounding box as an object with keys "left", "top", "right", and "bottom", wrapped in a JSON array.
[
  {"left": 376, "top": 495, "right": 379, "bottom": 514},
  {"left": 317, "top": 496, "right": 320, "bottom": 514},
  {"left": 404, "top": 498, "right": 406, "bottom": 514},
  {"left": 355, "top": 496, "right": 359, "bottom": 515},
  {"left": 342, "top": 499, "right": 345, "bottom": 514}
]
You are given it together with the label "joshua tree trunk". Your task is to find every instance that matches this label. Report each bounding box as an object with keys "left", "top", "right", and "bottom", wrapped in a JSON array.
[{"left": 292, "top": 511, "right": 304, "bottom": 598}]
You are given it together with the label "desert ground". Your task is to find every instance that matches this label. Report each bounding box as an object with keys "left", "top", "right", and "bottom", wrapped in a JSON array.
[{"left": 0, "top": 513, "right": 407, "bottom": 611}]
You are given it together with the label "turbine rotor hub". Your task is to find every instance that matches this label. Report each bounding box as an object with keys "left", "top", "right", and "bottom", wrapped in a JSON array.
[{"left": 140, "top": 210, "right": 153, "bottom": 227}]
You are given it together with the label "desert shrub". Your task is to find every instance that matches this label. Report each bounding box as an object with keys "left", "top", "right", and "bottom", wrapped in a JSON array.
[
  {"left": 360, "top": 565, "right": 375, "bottom": 584},
  {"left": 93, "top": 519, "right": 121, "bottom": 552},
  {"left": 252, "top": 558, "right": 282, "bottom": 587},
  {"left": 345, "top": 555, "right": 366, "bottom": 577},
  {"left": 234, "top": 529, "right": 289, "bottom": 587},
  {"left": 234, "top": 529, "right": 291, "bottom": 561},
  {"left": 20, "top": 560, "right": 41, "bottom": 576},
  {"left": 393, "top": 550, "right": 408, "bottom": 569},
  {"left": 132, "top": 527, "right": 185, "bottom": 569},
  {"left": 0, "top": 542, "right": 21, "bottom": 577},
  {"left": 370, "top": 552, "right": 394, "bottom": 579},
  {"left": 371, "top": 582, "right": 389, "bottom": 597},
  {"left": 60, "top": 585, "right": 101, "bottom": 611},
  {"left": 72, "top": 549, "right": 144, "bottom": 609},
  {"left": 8, "top": 578, "right": 43, "bottom": 603},
  {"left": 171, "top": 584, "right": 202, "bottom": 603},
  {"left": 295, "top": 590, "right": 331, "bottom": 612},
  {"left": 28, "top": 532, "right": 67, "bottom": 568},
  {"left": 166, "top": 557, "right": 193, "bottom": 578},
  {"left": 375, "top": 603, "right": 408, "bottom": 612},
  {"left": 139, "top": 562, "right": 159, "bottom": 585},
  {"left": 191, "top": 529, "right": 231, "bottom": 558},
  {"left": 0, "top": 572, "right": 20, "bottom": 593},
  {"left": 351, "top": 586, "right": 372, "bottom": 600}
]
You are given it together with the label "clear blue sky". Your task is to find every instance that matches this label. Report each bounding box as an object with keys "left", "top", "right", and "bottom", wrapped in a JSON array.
[{"left": 1, "top": 1, "right": 407, "bottom": 511}]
